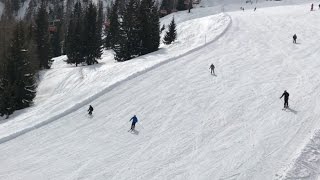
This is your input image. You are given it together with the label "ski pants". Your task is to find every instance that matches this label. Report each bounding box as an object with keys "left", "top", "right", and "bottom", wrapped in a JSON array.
[
  {"left": 131, "top": 122, "right": 136, "bottom": 130},
  {"left": 284, "top": 100, "right": 289, "bottom": 108}
]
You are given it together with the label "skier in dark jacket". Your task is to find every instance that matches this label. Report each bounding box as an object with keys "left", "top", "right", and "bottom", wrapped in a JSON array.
[
  {"left": 280, "top": 90, "right": 290, "bottom": 109},
  {"left": 209, "top": 64, "right": 215, "bottom": 75},
  {"left": 293, "top": 34, "right": 297, "bottom": 44},
  {"left": 311, "top": 3, "right": 314, "bottom": 11},
  {"left": 88, "top": 105, "right": 94, "bottom": 115},
  {"left": 130, "top": 115, "right": 138, "bottom": 131}
]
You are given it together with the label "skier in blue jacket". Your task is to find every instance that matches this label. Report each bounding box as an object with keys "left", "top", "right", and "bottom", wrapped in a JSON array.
[{"left": 130, "top": 115, "right": 138, "bottom": 131}]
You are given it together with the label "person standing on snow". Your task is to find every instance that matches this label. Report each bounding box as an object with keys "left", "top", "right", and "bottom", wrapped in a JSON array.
[
  {"left": 311, "top": 3, "right": 314, "bottom": 11},
  {"left": 209, "top": 64, "right": 215, "bottom": 75},
  {"left": 129, "top": 115, "right": 138, "bottom": 131},
  {"left": 293, "top": 34, "right": 297, "bottom": 44},
  {"left": 280, "top": 90, "right": 290, "bottom": 109},
  {"left": 88, "top": 105, "right": 94, "bottom": 115}
]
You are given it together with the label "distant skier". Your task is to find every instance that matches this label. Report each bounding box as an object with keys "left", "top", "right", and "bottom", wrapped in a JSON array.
[
  {"left": 311, "top": 3, "right": 314, "bottom": 11},
  {"left": 293, "top": 34, "right": 297, "bottom": 44},
  {"left": 88, "top": 105, "right": 94, "bottom": 115},
  {"left": 319, "top": 4, "right": 320, "bottom": 9},
  {"left": 129, "top": 115, "right": 138, "bottom": 131},
  {"left": 254, "top": 7, "right": 256, "bottom": 11},
  {"left": 209, "top": 64, "right": 215, "bottom": 75},
  {"left": 280, "top": 90, "right": 290, "bottom": 109}
]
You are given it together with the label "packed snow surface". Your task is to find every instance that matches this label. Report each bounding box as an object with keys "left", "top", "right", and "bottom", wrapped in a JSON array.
[{"left": 1, "top": 2, "right": 320, "bottom": 180}]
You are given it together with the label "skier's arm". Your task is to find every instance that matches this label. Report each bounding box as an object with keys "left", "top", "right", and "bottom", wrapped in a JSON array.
[{"left": 280, "top": 93, "right": 284, "bottom": 99}]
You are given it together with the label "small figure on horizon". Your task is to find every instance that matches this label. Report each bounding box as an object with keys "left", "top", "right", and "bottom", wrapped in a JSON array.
[
  {"left": 209, "top": 64, "right": 215, "bottom": 75},
  {"left": 311, "top": 3, "right": 314, "bottom": 11},
  {"left": 293, "top": 34, "right": 297, "bottom": 44},
  {"left": 88, "top": 105, "right": 94, "bottom": 115},
  {"left": 254, "top": 7, "right": 257, "bottom": 11},
  {"left": 318, "top": 4, "right": 320, "bottom": 9},
  {"left": 129, "top": 115, "right": 138, "bottom": 131},
  {"left": 280, "top": 90, "right": 290, "bottom": 109}
]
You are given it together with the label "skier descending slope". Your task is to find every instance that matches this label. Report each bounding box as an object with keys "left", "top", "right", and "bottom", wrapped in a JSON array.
[
  {"left": 293, "top": 34, "right": 297, "bottom": 44},
  {"left": 129, "top": 115, "right": 138, "bottom": 131},
  {"left": 209, "top": 64, "right": 215, "bottom": 75},
  {"left": 88, "top": 105, "right": 94, "bottom": 115},
  {"left": 280, "top": 90, "right": 290, "bottom": 109}
]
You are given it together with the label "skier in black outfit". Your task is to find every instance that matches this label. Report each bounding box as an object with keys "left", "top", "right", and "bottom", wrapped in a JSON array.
[
  {"left": 129, "top": 115, "right": 138, "bottom": 131},
  {"left": 88, "top": 105, "right": 94, "bottom": 115},
  {"left": 280, "top": 90, "right": 290, "bottom": 109},
  {"left": 293, "top": 34, "right": 297, "bottom": 44},
  {"left": 209, "top": 64, "right": 215, "bottom": 75}
]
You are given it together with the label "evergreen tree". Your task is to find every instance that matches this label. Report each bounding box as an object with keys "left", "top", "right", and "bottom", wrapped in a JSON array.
[
  {"left": 176, "top": 0, "right": 186, "bottom": 11},
  {"left": 51, "top": 25, "right": 62, "bottom": 57},
  {"left": 83, "top": 2, "right": 100, "bottom": 65},
  {"left": 95, "top": 1, "right": 103, "bottom": 60},
  {"left": 149, "top": 3, "right": 160, "bottom": 52},
  {"left": 0, "top": 22, "right": 36, "bottom": 117},
  {"left": 113, "top": 24, "right": 129, "bottom": 62},
  {"left": 35, "top": 1, "right": 51, "bottom": 69},
  {"left": 66, "top": 1, "right": 84, "bottom": 66},
  {"left": 105, "top": 0, "right": 120, "bottom": 49},
  {"left": 163, "top": 17, "right": 177, "bottom": 45},
  {"left": 160, "top": 0, "right": 169, "bottom": 11},
  {"left": 160, "top": 24, "right": 165, "bottom": 33},
  {"left": 139, "top": 0, "right": 160, "bottom": 55},
  {"left": 122, "top": 0, "right": 141, "bottom": 59}
]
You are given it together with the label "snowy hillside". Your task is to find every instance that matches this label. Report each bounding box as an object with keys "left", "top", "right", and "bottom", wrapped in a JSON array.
[{"left": 1, "top": 1, "right": 320, "bottom": 180}]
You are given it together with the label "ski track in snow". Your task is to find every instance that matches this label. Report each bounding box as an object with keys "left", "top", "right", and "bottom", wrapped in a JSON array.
[{"left": 1, "top": 2, "right": 320, "bottom": 180}]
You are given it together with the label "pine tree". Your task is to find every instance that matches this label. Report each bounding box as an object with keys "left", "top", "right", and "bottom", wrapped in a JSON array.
[
  {"left": 51, "top": 25, "right": 62, "bottom": 57},
  {"left": 94, "top": 1, "right": 103, "bottom": 61},
  {"left": 66, "top": 1, "right": 84, "bottom": 66},
  {"left": 149, "top": 3, "right": 160, "bottom": 52},
  {"left": 0, "top": 22, "right": 36, "bottom": 117},
  {"left": 160, "top": 0, "right": 169, "bottom": 11},
  {"left": 160, "top": 24, "right": 165, "bottom": 33},
  {"left": 176, "top": 0, "right": 186, "bottom": 11},
  {"left": 83, "top": 2, "right": 100, "bottom": 65},
  {"left": 122, "top": 0, "right": 141, "bottom": 59},
  {"left": 114, "top": 25, "right": 129, "bottom": 62},
  {"left": 163, "top": 17, "right": 177, "bottom": 45},
  {"left": 35, "top": 1, "right": 51, "bottom": 69},
  {"left": 105, "top": 0, "right": 120, "bottom": 49},
  {"left": 139, "top": 0, "right": 160, "bottom": 55}
]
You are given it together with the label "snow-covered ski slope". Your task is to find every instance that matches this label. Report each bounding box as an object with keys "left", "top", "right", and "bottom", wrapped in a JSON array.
[{"left": 2, "top": 2, "right": 320, "bottom": 180}]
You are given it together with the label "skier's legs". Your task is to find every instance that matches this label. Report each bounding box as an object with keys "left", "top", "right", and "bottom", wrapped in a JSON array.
[{"left": 284, "top": 100, "right": 289, "bottom": 108}]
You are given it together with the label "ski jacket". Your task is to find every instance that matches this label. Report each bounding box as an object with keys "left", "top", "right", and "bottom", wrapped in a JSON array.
[
  {"left": 280, "top": 92, "right": 289, "bottom": 101},
  {"left": 130, "top": 116, "right": 138, "bottom": 123},
  {"left": 210, "top": 64, "right": 215, "bottom": 69}
]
